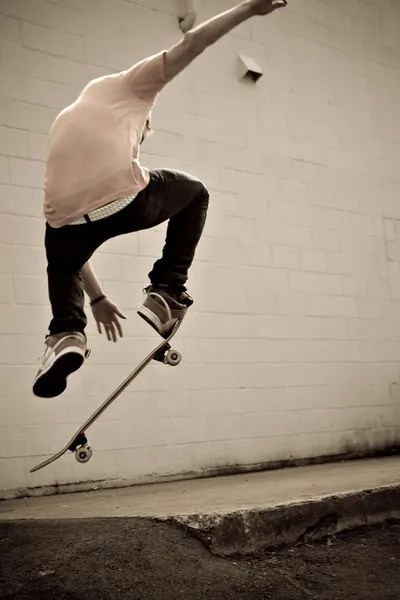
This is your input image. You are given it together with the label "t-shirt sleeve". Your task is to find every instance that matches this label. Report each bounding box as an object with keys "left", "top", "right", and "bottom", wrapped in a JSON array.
[{"left": 122, "top": 51, "right": 170, "bottom": 100}]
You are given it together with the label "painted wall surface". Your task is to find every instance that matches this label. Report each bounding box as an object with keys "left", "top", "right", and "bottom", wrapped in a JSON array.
[{"left": 0, "top": 0, "right": 400, "bottom": 496}]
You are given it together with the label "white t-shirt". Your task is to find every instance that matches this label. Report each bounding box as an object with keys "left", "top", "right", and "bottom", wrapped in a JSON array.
[{"left": 44, "top": 51, "right": 173, "bottom": 228}]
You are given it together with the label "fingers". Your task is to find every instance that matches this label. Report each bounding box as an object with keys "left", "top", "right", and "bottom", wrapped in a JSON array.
[
  {"left": 105, "top": 321, "right": 117, "bottom": 343},
  {"left": 114, "top": 317, "right": 123, "bottom": 339},
  {"left": 94, "top": 305, "right": 126, "bottom": 342},
  {"left": 272, "top": 0, "right": 287, "bottom": 8},
  {"left": 100, "top": 318, "right": 124, "bottom": 342}
]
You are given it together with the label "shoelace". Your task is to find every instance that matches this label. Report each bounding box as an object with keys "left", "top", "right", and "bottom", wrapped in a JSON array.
[{"left": 36, "top": 334, "right": 90, "bottom": 362}]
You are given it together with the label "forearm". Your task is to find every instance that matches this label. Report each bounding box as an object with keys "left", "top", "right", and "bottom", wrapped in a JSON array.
[
  {"left": 81, "top": 261, "right": 104, "bottom": 302},
  {"left": 190, "top": 2, "right": 256, "bottom": 50}
]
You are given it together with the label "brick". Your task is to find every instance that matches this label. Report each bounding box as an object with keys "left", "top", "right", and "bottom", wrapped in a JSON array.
[
  {"left": 201, "top": 140, "right": 264, "bottom": 174},
  {"left": 28, "top": 132, "right": 48, "bottom": 161},
  {"left": 327, "top": 252, "right": 355, "bottom": 275},
  {"left": 46, "top": 54, "right": 89, "bottom": 87},
  {"left": 277, "top": 293, "right": 306, "bottom": 316},
  {"left": 196, "top": 237, "right": 247, "bottom": 266},
  {"left": 21, "top": 21, "right": 85, "bottom": 62},
  {"left": 0, "top": 426, "right": 25, "bottom": 458},
  {"left": 312, "top": 229, "right": 339, "bottom": 252},
  {"left": 273, "top": 245, "right": 301, "bottom": 270},
  {"left": 30, "top": 188, "right": 45, "bottom": 217},
  {"left": 0, "top": 126, "right": 29, "bottom": 158},
  {"left": 387, "top": 241, "right": 400, "bottom": 261},
  {"left": 0, "top": 335, "right": 42, "bottom": 366},
  {"left": 0, "top": 275, "right": 14, "bottom": 303},
  {"left": 1, "top": 41, "right": 88, "bottom": 87},
  {"left": 270, "top": 200, "right": 297, "bottom": 225},
  {"left": 193, "top": 287, "right": 248, "bottom": 314},
  {"left": 90, "top": 253, "right": 122, "bottom": 282},
  {"left": 121, "top": 255, "right": 161, "bottom": 283},
  {"left": 0, "top": 0, "right": 44, "bottom": 25},
  {"left": 306, "top": 295, "right": 332, "bottom": 316},
  {"left": 9, "top": 157, "right": 45, "bottom": 189},
  {"left": 42, "top": 1, "right": 83, "bottom": 34},
  {"left": 1, "top": 98, "right": 57, "bottom": 133},
  {"left": 0, "top": 215, "right": 44, "bottom": 247},
  {"left": 0, "top": 456, "right": 28, "bottom": 490},
  {"left": 0, "top": 244, "right": 46, "bottom": 275},
  {"left": 358, "top": 297, "right": 394, "bottom": 319},
  {"left": 208, "top": 191, "right": 240, "bottom": 217},
  {"left": 206, "top": 214, "right": 255, "bottom": 242},
  {"left": 14, "top": 275, "right": 48, "bottom": 305},
  {"left": 100, "top": 233, "right": 139, "bottom": 257},
  {"left": 0, "top": 42, "right": 46, "bottom": 79},
  {"left": 376, "top": 259, "right": 389, "bottom": 280},
  {"left": 0, "top": 15, "right": 21, "bottom": 43},
  {"left": 0, "top": 156, "right": 9, "bottom": 183},
  {"left": 0, "top": 185, "right": 42, "bottom": 217},
  {"left": 0, "top": 70, "right": 79, "bottom": 110},
  {"left": 0, "top": 394, "right": 26, "bottom": 427},
  {"left": 242, "top": 243, "right": 272, "bottom": 267},
  {"left": 384, "top": 219, "right": 396, "bottom": 241},
  {"left": 256, "top": 222, "right": 312, "bottom": 249},
  {"left": 390, "top": 281, "right": 400, "bottom": 301},
  {"left": 367, "top": 277, "right": 391, "bottom": 299},
  {"left": 137, "top": 228, "right": 167, "bottom": 258},
  {"left": 290, "top": 271, "right": 343, "bottom": 295},
  {"left": 302, "top": 249, "right": 327, "bottom": 272},
  {"left": 277, "top": 179, "right": 308, "bottom": 204},
  {"left": 0, "top": 305, "right": 49, "bottom": 334},
  {"left": 247, "top": 291, "right": 278, "bottom": 315},
  {"left": 331, "top": 296, "right": 358, "bottom": 318}
]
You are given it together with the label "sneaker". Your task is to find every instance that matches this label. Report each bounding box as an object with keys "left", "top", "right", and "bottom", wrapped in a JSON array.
[
  {"left": 33, "top": 332, "right": 88, "bottom": 398},
  {"left": 137, "top": 285, "right": 193, "bottom": 338}
]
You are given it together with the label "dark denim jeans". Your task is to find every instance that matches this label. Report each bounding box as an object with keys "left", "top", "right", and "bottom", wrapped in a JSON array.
[{"left": 45, "top": 169, "right": 209, "bottom": 335}]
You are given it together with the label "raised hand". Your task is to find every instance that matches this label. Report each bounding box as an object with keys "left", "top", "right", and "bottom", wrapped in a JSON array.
[
  {"left": 91, "top": 297, "right": 127, "bottom": 342},
  {"left": 248, "top": 0, "right": 288, "bottom": 16}
]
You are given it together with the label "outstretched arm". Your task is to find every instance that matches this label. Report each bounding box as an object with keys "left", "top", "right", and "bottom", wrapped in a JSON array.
[{"left": 164, "top": 0, "right": 287, "bottom": 79}]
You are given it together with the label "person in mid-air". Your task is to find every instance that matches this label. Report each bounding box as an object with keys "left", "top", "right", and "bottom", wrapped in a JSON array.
[{"left": 33, "top": 0, "right": 287, "bottom": 398}]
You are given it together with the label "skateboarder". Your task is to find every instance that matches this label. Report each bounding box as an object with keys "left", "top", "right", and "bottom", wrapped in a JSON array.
[{"left": 33, "top": 0, "right": 287, "bottom": 398}]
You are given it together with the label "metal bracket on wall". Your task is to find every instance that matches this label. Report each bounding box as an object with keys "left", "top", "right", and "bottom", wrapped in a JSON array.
[{"left": 238, "top": 53, "right": 264, "bottom": 82}]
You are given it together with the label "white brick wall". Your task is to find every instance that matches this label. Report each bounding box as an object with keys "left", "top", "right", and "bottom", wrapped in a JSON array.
[{"left": 1, "top": 0, "right": 400, "bottom": 496}]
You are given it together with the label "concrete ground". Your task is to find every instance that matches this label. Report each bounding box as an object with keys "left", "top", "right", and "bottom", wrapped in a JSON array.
[
  {"left": 1, "top": 519, "right": 400, "bottom": 600},
  {"left": 1, "top": 457, "right": 399, "bottom": 599}
]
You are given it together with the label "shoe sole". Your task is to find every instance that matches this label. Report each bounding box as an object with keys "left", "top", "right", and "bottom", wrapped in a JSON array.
[
  {"left": 137, "top": 305, "right": 179, "bottom": 338},
  {"left": 33, "top": 351, "right": 84, "bottom": 398}
]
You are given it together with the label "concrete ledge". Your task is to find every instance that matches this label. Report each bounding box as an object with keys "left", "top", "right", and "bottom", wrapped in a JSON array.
[
  {"left": 1, "top": 457, "right": 399, "bottom": 559},
  {"left": 163, "top": 485, "right": 400, "bottom": 556}
]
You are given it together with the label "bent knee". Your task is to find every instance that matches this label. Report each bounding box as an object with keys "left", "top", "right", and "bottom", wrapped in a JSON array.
[{"left": 195, "top": 180, "right": 210, "bottom": 204}]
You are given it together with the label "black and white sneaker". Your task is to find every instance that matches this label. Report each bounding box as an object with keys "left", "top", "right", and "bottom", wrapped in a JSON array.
[
  {"left": 137, "top": 285, "right": 193, "bottom": 338},
  {"left": 33, "top": 332, "right": 89, "bottom": 398}
]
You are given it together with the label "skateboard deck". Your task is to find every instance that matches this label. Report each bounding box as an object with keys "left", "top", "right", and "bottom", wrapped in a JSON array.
[{"left": 30, "top": 319, "right": 183, "bottom": 473}]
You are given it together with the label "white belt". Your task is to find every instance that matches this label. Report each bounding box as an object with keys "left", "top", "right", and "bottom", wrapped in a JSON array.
[{"left": 68, "top": 195, "right": 138, "bottom": 225}]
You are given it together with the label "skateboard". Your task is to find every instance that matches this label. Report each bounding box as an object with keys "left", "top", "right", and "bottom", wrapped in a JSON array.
[{"left": 30, "top": 319, "right": 183, "bottom": 473}]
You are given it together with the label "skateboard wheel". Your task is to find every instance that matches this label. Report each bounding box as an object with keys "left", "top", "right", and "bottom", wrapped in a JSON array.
[
  {"left": 75, "top": 444, "right": 93, "bottom": 464},
  {"left": 165, "top": 349, "right": 182, "bottom": 366}
]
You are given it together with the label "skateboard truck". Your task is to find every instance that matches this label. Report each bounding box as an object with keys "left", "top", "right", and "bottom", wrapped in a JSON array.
[
  {"left": 153, "top": 342, "right": 182, "bottom": 366},
  {"left": 68, "top": 433, "right": 93, "bottom": 464}
]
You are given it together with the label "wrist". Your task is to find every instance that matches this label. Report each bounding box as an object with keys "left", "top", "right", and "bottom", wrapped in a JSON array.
[
  {"left": 243, "top": 0, "right": 258, "bottom": 17},
  {"left": 90, "top": 294, "right": 107, "bottom": 306}
]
